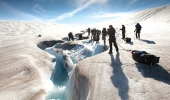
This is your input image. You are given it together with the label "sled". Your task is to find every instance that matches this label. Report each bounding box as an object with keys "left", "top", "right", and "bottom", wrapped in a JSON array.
[
  {"left": 131, "top": 50, "right": 160, "bottom": 65},
  {"left": 124, "top": 37, "right": 131, "bottom": 43}
]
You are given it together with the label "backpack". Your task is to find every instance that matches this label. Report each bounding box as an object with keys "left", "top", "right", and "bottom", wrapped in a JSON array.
[
  {"left": 124, "top": 37, "right": 131, "bottom": 43},
  {"left": 137, "top": 23, "right": 142, "bottom": 30}
]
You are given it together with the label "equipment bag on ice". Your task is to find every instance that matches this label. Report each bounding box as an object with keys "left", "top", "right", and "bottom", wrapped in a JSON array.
[
  {"left": 131, "top": 50, "right": 160, "bottom": 65},
  {"left": 124, "top": 37, "right": 131, "bottom": 43},
  {"left": 79, "top": 34, "right": 82, "bottom": 40}
]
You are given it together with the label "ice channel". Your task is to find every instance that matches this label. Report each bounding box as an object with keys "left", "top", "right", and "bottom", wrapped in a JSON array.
[{"left": 41, "top": 40, "right": 108, "bottom": 100}]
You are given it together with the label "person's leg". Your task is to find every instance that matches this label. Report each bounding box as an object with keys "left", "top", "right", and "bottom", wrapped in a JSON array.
[
  {"left": 93, "top": 35, "right": 95, "bottom": 40},
  {"left": 113, "top": 39, "right": 119, "bottom": 52},
  {"left": 91, "top": 33, "right": 93, "bottom": 39},
  {"left": 138, "top": 30, "right": 140, "bottom": 39},
  {"left": 97, "top": 34, "right": 99, "bottom": 41},
  {"left": 122, "top": 32, "right": 124, "bottom": 39},
  {"left": 123, "top": 32, "right": 125, "bottom": 39},
  {"left": 104, "top": 37, "right": 106, "bottom": 44},
  {"left": 109, "top": 39, "right": 112, "bottom": 53},
  {"left": 136, "top": 31, "right": 138, "bottom": 39},
  {"left": 69, "top": 35, "right": 71, "bottom": 41}
]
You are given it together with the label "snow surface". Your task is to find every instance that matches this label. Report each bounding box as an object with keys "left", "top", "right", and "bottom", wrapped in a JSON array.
[{"left": 0, "top": 4, "right": 170, "bottom": 100}]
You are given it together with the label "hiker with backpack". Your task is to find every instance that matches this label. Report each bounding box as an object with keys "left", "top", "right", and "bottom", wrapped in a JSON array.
[
  {"left": 92, "top": 28, "right": 97, "bottom": 41},
  {"left": 107, "top": 25, "right": 119, "bottom": 54},
  {"left": 102, "top": 28, "right": 107, "bottom": 45},
  {"left": 120, "top": 24, "right": 126, "bottom": 39},
  {"left": 68, "top": 32, "right": 74, "bottom": 41},
  {"left": 134, "top": 23, "right": 142, "bottom": 39}
]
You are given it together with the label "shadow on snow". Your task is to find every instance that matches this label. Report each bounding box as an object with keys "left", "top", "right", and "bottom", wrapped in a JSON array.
[
  {"left": 110, "top": 53, "right": 129, "bottom": 100},
  {"left": 140, "top": 39, "right": 156, "bottom": 44},
  {"left": 135, "top": 63, "right": 170, "bottom": 85}
]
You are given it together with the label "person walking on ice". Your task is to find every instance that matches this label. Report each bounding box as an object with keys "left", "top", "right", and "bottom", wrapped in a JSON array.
[
  {"left": 102, "top": 28, "right": 107, "bottom": 45},
  {"left": 87, "top": 27, "right": 90, "bottom": 38},
  {"left": 107, "top": 25, "right": 119, "bottom": 54},
  {"left": 134, "top": 23, "right": 142, "bottom": 39},
  {"left": 120, "top": 24, "right": 126, "bottom": 39}
]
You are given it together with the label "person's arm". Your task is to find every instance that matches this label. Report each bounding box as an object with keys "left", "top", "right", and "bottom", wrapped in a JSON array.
[{"left": 120, "top": 26, "right": 123, "bottom": 30}]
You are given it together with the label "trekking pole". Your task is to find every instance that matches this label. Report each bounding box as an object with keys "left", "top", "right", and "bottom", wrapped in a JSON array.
[
  {"left": 134, "top": 31, "right": 135, "bottom": 40},
  {"left": 117, "top": 43, "right": 131, "bottom": 52},
  {"left": 119, "top": 29, "right": 121, "bottom": 38},
  {"left": 117, "top": 43, "right": 125, "bottom": 50}
]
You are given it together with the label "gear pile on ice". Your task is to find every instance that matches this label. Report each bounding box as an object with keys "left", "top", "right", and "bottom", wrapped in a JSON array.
[{"left": 131, "top": 50, "right": 160, "bottom": 65}]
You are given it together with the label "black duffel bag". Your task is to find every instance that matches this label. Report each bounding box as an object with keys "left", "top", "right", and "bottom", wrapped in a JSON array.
[
  {"left": 124, "top": 37, "right": 131, "bottom": 43},
  {"left": 79, "top": 34, "right": 82, "bottom": 40},
  {"left": 131, "top": 50, "right": 160, "bottom": 65}
]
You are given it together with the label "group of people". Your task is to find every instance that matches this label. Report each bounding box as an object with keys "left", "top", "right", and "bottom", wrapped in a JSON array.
[
  {"left": 120, "top": 23, "right": 142, "bottom": 40},
  {"left": 101, "top": 23, "right": 142, "bottom": 54},
  {"left": 88, "top": 28, "right": 101, "bottom": 41},
  {"left": 101, "top": 25, "right": 119, "bottom": 54},
  {"left": 68, "top": 23, "right": 142, "bottom": 54}
]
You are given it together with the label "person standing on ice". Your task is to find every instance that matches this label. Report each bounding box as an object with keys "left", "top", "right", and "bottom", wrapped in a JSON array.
[
  {"left": 92, "top": 28, "right": 97, "bottom": 41},
  {"left": 134, "top": 23, "right": 142, "bottom": 39},
  {"left": 87, "top": 27, "right": 90, "bottom": 38},
  {"left": 102, "top": 28, "right": 107, "bottom": 45},
  {"left": 107, "top": 25, "right": 119, "bottom": 54},
  {"left": 96, "top": 29, "right": 101, "bottom": 41},
  {"left": 120, "top": 24, "right": 126, "bottom": 39},
  {"left": 68, "top": 32, "right": 74, "bottom": 41},
  {"left": 91, "top": 29, "right": 94, "bottom": 40}
]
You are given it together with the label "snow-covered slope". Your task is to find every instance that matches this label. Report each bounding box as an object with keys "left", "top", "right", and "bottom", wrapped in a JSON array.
[{"left": 88, "top": 5, "right": 170, "bottom": 30}]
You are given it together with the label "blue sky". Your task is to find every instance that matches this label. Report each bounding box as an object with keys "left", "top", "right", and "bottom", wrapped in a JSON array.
[{"left": 0, "top": 0, "right": 170, "bottom": 25}]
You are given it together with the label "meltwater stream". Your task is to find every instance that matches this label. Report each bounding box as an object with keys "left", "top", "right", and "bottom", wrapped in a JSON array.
[{"left": 45, "top": 40, "right": 107, "bottom": 100}]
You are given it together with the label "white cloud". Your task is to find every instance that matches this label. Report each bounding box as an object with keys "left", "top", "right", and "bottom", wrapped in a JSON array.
[
  {"left": 129, "top": 0, "right": 139, "bottom": 5},
  {"left": 73, "top": 0, "right": 107, "bottom": 6},
  {"left": 1, "top": 1, "right": 42, "bottom": 21},
  {"left": 88, "top": 12, "right": 130, "bottom": 18},
  {"left": 33, "top": 4, "right": 46, "bottom": 14},
  {"left": 49, "top": 0, "right": 108, "bottom": 22},
  {"left": 49, "top": 6, "right": 89, "bottom": 22}
]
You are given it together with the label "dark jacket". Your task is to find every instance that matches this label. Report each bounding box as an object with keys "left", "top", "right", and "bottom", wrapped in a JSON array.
[
  {"left": 107, "top": 27, "right": 116, "bottom": 40},
  {"left": 121, "top": 25, "right": 125, "bottom": 33},
  {"left": 102, "top": 28, "right": 107, "bottom": 37},
  {"left": 135, "top": 23, "right": 142, "bottom": 32},
  {"left": 88, "top": 28, "right": 90, "bottom": 33}
]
